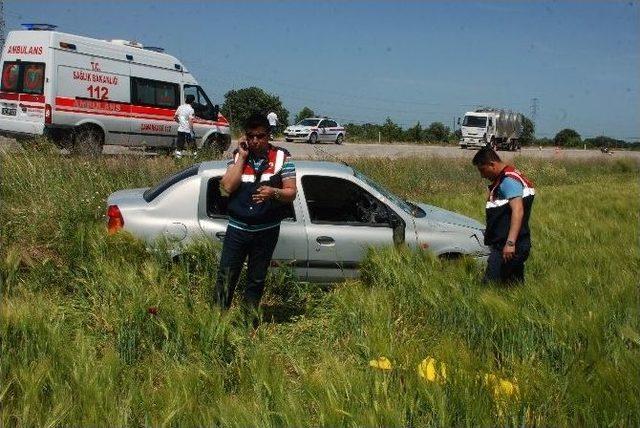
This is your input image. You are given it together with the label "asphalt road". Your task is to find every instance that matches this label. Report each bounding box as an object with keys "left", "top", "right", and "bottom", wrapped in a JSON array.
[{"left": 2, "top": 135, "right": 639, "bottom": 161}]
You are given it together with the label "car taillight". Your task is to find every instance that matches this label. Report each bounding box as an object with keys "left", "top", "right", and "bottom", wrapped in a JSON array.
[
  {"left": 107, "top": 204, "right": 124, "bottom": 234},
  {"left": 44, "top": 104, "right": 52, "bottom": 124}
]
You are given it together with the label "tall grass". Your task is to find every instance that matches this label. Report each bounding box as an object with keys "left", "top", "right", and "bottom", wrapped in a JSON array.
[{"left": 1, "top": 144, "right": 639, "bottom": 426}]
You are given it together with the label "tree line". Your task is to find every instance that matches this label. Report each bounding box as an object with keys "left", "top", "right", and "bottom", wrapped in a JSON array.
[{"left": 220, "top": 86, "right": 639, "bottom": 149}]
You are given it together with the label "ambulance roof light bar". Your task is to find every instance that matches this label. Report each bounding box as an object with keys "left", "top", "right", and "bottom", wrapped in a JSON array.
[{"left": 21, "top": 23, "right": 58, "bottom": 31}]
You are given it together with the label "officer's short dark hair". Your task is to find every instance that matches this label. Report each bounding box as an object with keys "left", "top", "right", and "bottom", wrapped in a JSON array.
[
  {"left": 185, "top": 94, "right": 195, "bottom": 104},
  {"left": 243, "top": 112, "right": 270, "bottom": 131},
  {"left": 472, "top": 146, "right": 501, "bottom": 166}
]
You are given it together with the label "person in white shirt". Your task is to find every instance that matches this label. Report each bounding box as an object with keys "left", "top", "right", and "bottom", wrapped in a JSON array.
[
  {"left": 174, "top": 95, "right": 196, "bottom": 157},
  {"left": 267, "top": 111, "right": 278, "bottom": 140}
]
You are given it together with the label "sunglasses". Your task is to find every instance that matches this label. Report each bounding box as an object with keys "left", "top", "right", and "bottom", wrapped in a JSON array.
[{"left": 245, "top": 132, "right": 269, "bottom": 140}]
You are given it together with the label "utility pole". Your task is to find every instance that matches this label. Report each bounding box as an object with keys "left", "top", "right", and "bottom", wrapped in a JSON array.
[
  {"left": 530, "top": 97, "right": 539, "bottom": 127},
  {"left": 0, "top": 0, "right": 5, "bottom": 54}
]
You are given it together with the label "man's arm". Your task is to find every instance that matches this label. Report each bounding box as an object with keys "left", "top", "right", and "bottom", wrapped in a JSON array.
[
  {"left": 220, "top": 143, "right": 248, "bottom": 195},
  {"left": 503, "top": 197, "right": 524, "bottom": 261},
  {"left": 188, "top": 110, "right": 194, "bottom": 129},
  {"left": 252, "top": 156, "right": 297, "bottom": 203},
  {"left": 252, "top": 179, "right": 296, "bottom": 203}
]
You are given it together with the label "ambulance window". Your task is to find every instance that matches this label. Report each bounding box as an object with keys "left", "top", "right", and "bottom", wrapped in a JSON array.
[
  {"left": 131, "top": 77, "right": 179, "bottom": 109},
  {"left": 23, "top": 64, "right": 45, "bottom": 94},
  {"left": 184, "top": 85, "right": 216, "bottom": 120},
  {"left": 1, "top": 62, "right": 45, "bottom": 94},
  {"left": 156, "top": 82, "right": 178, "bottom": 107},
  {"left": 1, "top": 63, "right": 20, "bottom": 92},
  {"left": 133, "top": 79, "right": 156, "bottom": 105}
]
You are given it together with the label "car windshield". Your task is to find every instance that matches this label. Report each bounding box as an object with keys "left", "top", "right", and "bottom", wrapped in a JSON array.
[
  {"left": 353, "top": 169, "right": 425, "bottom": 218},
  {"left": 298, "top": 119, "right": 321, "bottom": 126},
  {"left": 462, "top": 115, "right": 487, "bottom": 128}
]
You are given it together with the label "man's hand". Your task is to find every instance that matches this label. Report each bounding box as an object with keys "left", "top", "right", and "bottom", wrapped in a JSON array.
[
  {"left": 252, "top": 186, "right": 275, "bottom": 204},
  {"left": 237, "top": 139, "right": 249, "bottom": 159},
  {"left": 502, "top": 244, "right": 516, "bottom": 262}
]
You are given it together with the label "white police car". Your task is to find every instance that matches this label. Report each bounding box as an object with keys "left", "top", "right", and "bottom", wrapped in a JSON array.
[{"left": 284, "top": 117, "right": 345, "bottom": 144}]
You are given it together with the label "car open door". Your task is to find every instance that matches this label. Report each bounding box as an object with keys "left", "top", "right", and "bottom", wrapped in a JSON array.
[{"left": 300, "top": 174, "right": 397, "bottom": 282}]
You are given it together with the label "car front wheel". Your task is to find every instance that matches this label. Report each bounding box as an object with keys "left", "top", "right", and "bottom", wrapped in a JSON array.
[
  {"left": 335, "top": 134, "right": 344, "bottom": 144},
  {"left": 308, "top": 132, "right": 318, "bottom": 144}
]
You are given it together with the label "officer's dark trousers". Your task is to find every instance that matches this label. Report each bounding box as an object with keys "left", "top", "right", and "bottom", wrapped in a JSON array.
[
  {"left": 483, "top": 240, "right": 531, "bottom": 285},
  {"left": 214, "top": 225, "right": 280, "bottom": 310}
]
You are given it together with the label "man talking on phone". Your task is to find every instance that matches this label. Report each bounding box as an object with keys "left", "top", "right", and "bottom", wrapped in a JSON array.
[{"left": 214, "top": 113, "right": 297, "bottom": 321}]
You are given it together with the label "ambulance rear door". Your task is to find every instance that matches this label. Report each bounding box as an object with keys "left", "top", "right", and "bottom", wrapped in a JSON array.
[{"left": 0, "top": 31, "right": 50, "bottom": 136}]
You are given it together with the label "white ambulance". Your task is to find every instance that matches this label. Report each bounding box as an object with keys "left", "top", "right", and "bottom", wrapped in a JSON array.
[{"left": 0, "top": 24, "right": 231, "bottom": 155}]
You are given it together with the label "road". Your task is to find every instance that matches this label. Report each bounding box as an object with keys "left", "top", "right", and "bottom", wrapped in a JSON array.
[{"left": 2, "top": 135, "right": 639, "bottom": 161}]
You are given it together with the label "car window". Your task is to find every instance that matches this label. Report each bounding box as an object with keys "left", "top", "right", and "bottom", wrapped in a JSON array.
[
  {"left": 206, "top": 177, "right": 296, "bottom": 221},
  {"left": 327, "top": 120, "right": 337, "bottom": 127},
  {"left": 353, "top": 169, "right": 425, "bottom": 218},
  {"left": 298, "top": 119, "right": 320, "bottom": 126},
  {"left": 206, "top": 177, "right": 229, "bottom": 217},
  {"left": 318, "top": 120, "right": 328, "bottom": 128},
  {"left": 143, "top": 164, "right": 200, "bottom": 202},
  {"left": 302, "top": 175, "right": 391, "bottom": 225}
]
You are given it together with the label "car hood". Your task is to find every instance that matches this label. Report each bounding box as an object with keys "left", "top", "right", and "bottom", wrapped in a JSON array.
[
  {"left": 414, "top": 202, "right": 484, "bottom": 231},
  {"left": 107, "top": 187, "right": 148, "bottom": 206},
  {"left": 287, "top": 125, "right": 314, "bottom": 131}
]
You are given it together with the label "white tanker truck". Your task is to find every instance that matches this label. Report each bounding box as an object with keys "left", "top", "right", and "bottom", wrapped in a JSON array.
[{"left": 458, "top": 108, "right": 523, "bottom": 151}]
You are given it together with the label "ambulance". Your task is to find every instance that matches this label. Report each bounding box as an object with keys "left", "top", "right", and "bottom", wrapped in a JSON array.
[{"left": 0, "top": 24, "right": 231, "bottom": 155}]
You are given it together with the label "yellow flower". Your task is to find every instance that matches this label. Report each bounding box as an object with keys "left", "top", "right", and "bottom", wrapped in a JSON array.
[
  {"left": 369, "top": 356, "right": 393, "bottom": 371},
  {"left": 417, "top": 357, "right": 447, "bottom": 383},
  {"left": 484, "top": 373, "right": 519, "bottom": 399}
]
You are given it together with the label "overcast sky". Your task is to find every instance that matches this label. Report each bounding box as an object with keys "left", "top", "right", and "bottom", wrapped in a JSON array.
[{"left": 5, "top": 1, "right": 639, "bottom": 140}]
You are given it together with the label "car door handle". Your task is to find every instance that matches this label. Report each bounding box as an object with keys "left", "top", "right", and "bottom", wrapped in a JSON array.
[
  {"left": 316, "top": 236, "right": 335, "bottom": 246},
  {"left": 215, "top": 232, "right": 226, "bottom": 241}
]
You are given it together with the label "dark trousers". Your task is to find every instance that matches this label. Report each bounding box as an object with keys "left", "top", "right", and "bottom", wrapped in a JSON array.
[
  {"left": 483, "top": 241, "right": 531, "bottom": 284},
  {"left": 214, "top": 225, "right": 280, "bottom": 310},
  {"left": 176, "top": 131, "right": 192, "bottom": 150}
]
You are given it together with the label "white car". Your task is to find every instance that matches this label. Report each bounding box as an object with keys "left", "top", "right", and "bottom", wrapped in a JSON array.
[
  {"left": 106, "top": 160, "right": 489, "bottom": 283},
  {"left": 284, "top": 117, "right": 345, "bottom": 144}
]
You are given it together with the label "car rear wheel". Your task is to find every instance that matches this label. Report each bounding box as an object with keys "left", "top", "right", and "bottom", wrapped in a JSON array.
[
  {"left": 335, "top": 134, "right": 344, "bottom": 145},
  {"left": 308, "top": 132, "right": 318, "bottom": 144},
  {"left": 73, "top": 125, "right": 104, "bottom": 156}
]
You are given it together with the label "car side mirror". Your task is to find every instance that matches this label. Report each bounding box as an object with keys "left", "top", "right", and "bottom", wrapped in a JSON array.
[{"left": 212, "top": 104, "right": 220, "bottom": 120}]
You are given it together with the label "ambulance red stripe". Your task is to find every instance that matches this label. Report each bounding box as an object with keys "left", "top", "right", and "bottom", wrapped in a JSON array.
[
  {"left": 54, "top": 97, "right": 229, "bottom": 126},
  {"left": 0, "top": 92, "right": 46, "bottom": 103}
]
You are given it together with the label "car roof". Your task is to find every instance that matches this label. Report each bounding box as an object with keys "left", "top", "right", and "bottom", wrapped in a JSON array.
[{"left": 198, "top": 159, "right": 354, "bottom": 176}]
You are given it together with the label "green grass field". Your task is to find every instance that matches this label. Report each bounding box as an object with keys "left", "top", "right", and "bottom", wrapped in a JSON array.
[{"left": 1, "top": 145, "right": 639, "bottom": 426}]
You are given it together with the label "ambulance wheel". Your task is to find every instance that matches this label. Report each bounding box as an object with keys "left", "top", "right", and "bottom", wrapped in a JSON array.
[
  {"left": 73, "top": 125, "right": 104, "bottom": 156},
  {"left": 335, "top": 133, "right": 344, "bottom": 145},
  {"left": 203, "top": 134, "right": 227, "bottom": 157},
  {"left": 308, "top": 132, "right": 318, "bottom": 144}
]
